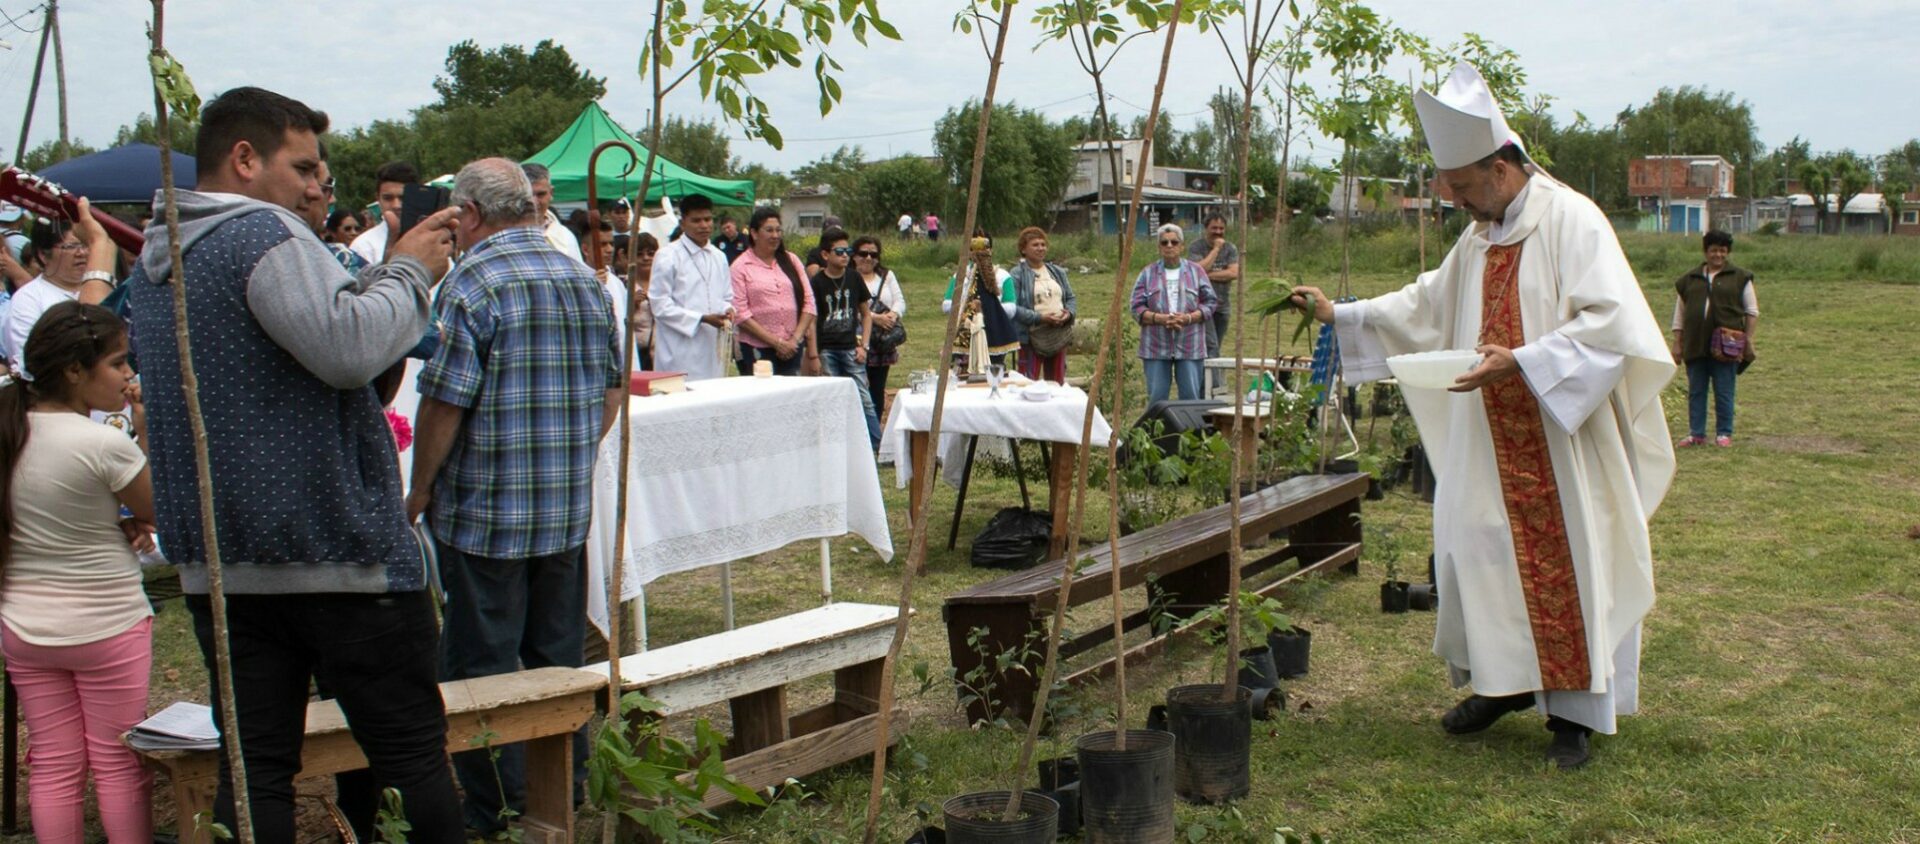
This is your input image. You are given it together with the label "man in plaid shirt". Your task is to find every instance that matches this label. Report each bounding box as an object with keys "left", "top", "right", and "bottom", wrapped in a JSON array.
[{"left": 406, "top": 157, "right": 621, "bottom": 835}]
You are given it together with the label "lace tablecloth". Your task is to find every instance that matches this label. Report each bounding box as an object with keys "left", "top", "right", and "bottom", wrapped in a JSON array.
[
  {"left": 586, "top": 376, "right": 894, "bottom": 633},
  {"left": 877, "top": 384, "right": 1113, "bottom": 490}
]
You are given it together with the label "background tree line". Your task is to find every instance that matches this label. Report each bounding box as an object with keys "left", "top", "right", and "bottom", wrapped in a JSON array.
[{"left": 17, "top": 38, "right": 1919, "bottom": 234}]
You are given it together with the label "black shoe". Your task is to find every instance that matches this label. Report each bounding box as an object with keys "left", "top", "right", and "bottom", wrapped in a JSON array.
[
  {"left": 1545, "top": 718, "right": 1593, "bottom": 769},
  {"left": 1440, "top": 693, "right": 1535, "bottom": 735}
]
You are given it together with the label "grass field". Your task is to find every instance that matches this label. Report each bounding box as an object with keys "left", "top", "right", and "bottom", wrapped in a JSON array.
[{"left": 27, "top": 228, "right": 1920, "bottom": 843}]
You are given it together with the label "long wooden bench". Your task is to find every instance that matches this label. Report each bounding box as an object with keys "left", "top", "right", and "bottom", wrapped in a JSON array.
[
  {"left": 137, "top": 666, "right": 603, "bottom": 844},
  {"left": 944, "top": 473, "right": 1368, "bottom": 723},
  {"left": 582, "top": 601, "right": 909, "bottom": 812}
]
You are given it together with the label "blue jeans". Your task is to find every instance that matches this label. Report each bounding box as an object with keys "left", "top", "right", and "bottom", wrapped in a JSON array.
[
  {"left": 1143, "top": 358, "right": 1204, "bottom": 404},
  {"left": 819, "top": 347, "right": 882, "bottom": 449},
  {"left": 437, "top": 542, "right": 589, "bottom": 834},
  {"left": 1685, "top": 357, "right": 1738, "bottom": 438}
]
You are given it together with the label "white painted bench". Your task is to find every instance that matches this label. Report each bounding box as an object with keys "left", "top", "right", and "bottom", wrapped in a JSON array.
[{"left": 581, "top": 601, "right": 910, "bottom": 810}]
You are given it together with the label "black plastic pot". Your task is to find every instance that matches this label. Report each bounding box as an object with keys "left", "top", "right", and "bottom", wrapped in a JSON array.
[
  {"left": 1036, "top": 756, "right": 1079, "bottom": 791},
  {"left": 1407, "top": 582, "right": 1438, "bottom": 611},
  {"left": 1236, "top": 645, "right": 1278, "bottom": 690},
  {"left": 1365, "top": 477, "right": 1385, "bottom": 500},
  {"left": 1248, "top": 685, "right": 1286, "bottom": 721},
  {"left": 1046, "top": 783, "right": 1081, "bottom": 838},
  {"left": 1076, "top": 729, "right": 1175, "bottom": 843},
  {"left": 1165, "top": 684, "right": 1251, "bottom": 804},
  {"left": 1326, "top": 458, "right": 1360, "bottom": 475},
  {"left": 907, "top": 828, "right": 947, "bottom": 844},
  {"left": 942, "top": 791, "right": 1058, "bottom": 844},
  {"left": 1268, "top": 626, "right": 1311, "bottom": 679},
  {"left": 1380, "top": 581, "right": 1411, "bottom": 613}
]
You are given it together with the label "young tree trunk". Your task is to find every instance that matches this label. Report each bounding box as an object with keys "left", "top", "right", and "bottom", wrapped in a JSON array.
[
  {"left": 1073, "top": 4, "right": 1134, "bottom": 751},
  {"left": 149, "top": 2, "right": 255, "bottom": 841},
  {"left": 863, "top": 3, "right": 1017, "bottom": 839},
  {"left": 1005, "top": 2, "right": 1186, "bottom": 818}
]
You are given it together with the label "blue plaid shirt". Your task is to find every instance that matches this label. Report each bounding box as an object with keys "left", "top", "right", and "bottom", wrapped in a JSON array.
[{"left": 419, "top": 226, "right": 621, "bottom": 559}]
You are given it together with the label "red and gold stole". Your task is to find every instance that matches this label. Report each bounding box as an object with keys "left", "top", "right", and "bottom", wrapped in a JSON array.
[{"left": 1479, "top": 243, "right": 1591, "bottom": 691}]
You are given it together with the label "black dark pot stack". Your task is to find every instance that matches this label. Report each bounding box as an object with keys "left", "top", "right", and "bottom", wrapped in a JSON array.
[
  {"left": 1407, "top": 582, "right": 1438, "bottom": 611},
  {"left": 942, "top": 791, "right": 1058, "bottom": 844},
  {"left": 1164, "top": 684, "right": 1252, "bottom": 804},
  {"left": 1075, "top": 729, "right": 1176, "bottom": 843},
  {"left": 1380, "top": 581, "right": 1411, "bottom": 613},
  {"left": 1034, "top": 756, "right": 1081, "bottom": 838}
]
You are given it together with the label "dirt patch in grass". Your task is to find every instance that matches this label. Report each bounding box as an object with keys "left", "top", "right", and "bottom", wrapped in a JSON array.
[{"left": 1749, "top": 434, "right": 1866, "bottom": 455}]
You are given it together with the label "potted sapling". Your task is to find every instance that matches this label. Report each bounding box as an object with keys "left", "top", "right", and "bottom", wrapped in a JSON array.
[
  {"left": 1271, "top": 572, "right": 1330, "bottom": 679},
  {"left": 1375, "top": 521, "right": 1412, "bottom": 613}
]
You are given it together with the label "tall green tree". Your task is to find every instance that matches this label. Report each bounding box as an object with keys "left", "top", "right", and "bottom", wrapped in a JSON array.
[
  {"left": 20, "top": 138, "right": 96, "bottom": 171},
  {"left": 431, "top": 39, "right": 606, "bottom": 108},
  {"left": 732, "top": 161, "right": 794, "bottom": 203},
  {"left": 1799, "top": 151, "right": 1872, "bottom": 234},
  {"left": 652, "top": 116, "right": 736, "bottom": 176},
  {"left": 836, "top": 155, "right": 948, "bottom": 230},
  {"left": 113, "top": 111, "right": 198, "bottom": 155},
  {"left": 791, "top": 144, "right": 867, "bottom": 189},
  {"left": 932, "top": 99, "right": 1075, "bottom": 232},
  {"left": 1616, "top": 86, "right": 1762, "bottom": 195}
]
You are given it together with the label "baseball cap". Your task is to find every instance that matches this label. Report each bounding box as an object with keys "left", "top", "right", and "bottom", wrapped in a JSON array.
[{"left": 0, "top": 203, "right": 22, "bottom": 224}]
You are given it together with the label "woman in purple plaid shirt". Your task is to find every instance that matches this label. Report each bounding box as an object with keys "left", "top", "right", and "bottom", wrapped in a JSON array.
[{"left": 1131, "top": 223, "right": 1217, "bottom": 403}]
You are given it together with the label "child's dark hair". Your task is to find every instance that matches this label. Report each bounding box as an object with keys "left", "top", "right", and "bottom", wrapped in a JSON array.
[{"left": 0, "top": 301, "right": 128, "bottom": 569}]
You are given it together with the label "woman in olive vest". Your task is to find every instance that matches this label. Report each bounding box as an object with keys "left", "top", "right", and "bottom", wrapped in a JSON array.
[{"left": 1669, "top": 229, "right": 1758, "bottom": 447}]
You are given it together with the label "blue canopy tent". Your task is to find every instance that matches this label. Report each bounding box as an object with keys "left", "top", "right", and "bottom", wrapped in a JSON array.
[{"left": 38, "top": 143, "right": 196, "bottom": 204}]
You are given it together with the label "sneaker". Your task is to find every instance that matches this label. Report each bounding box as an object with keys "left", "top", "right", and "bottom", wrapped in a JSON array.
[
  {"left": 1677, "top": 436, "right": 1706, "bottom": 448},
  {"left": 1714, "top": 436, "right": 1732, "bottom": 447}
]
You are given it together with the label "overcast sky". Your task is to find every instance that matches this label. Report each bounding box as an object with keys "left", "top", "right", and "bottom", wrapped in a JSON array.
[{"left": 0, "top": 0, "right": 1912, "bottom": 174}]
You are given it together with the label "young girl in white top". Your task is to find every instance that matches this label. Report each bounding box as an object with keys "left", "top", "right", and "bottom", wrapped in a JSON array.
[{"left": 0, "top": 301, "right": 155, "bottom": 844}]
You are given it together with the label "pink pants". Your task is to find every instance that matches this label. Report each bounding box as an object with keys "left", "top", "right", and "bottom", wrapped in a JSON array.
[{"left": 2, "top": 617, "right": 153, "bottom": 844}]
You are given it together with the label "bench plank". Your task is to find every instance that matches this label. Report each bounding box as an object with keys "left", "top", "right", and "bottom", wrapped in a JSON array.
[
  {"left": 583, "top": 603, "right": 901, "bottom": 715},
  {"left": 949, "top": 473, "right": 1369, "bottom": 607}
]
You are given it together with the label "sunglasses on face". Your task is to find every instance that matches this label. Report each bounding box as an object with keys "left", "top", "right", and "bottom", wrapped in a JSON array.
[
  {"left": 855, "top": 251, "right": 880, "bottom": 259},
  {"left": 1160, "top": 239, "right": 1181, "bottom": 246},
  {"left": 832, "top": 246, "right": 854, "bottom": 256}
]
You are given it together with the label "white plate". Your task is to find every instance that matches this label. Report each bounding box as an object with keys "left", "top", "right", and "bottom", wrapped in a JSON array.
[
  {"left": 1387, "top": 350, "right": 1482, "bottom": 390},
  {"left": 1021, "top": 384, "right": 1054, "bottom": 402}
]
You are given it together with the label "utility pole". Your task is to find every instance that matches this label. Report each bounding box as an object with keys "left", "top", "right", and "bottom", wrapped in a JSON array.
[
  {"left": 12, "top": 5, "right": 55, "bottom": 166},
  {"left": 51, "top": 0, "right": 67, "bottom": 156}
]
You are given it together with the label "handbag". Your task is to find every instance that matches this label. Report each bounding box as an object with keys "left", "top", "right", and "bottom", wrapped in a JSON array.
[
  {"left": 1710, "top": 326, "right": 1747, "bottom": 363},
  {"left": 870, "top": 296, "right": 907, "bottom": 352},
  {"left": 1027, "top": 318, "right": 1074, "bottom": 358}
]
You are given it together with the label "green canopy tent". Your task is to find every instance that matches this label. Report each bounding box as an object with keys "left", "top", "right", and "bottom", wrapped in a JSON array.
[{"left": 523, "top": 102, "right": 755, "bottom": 207}]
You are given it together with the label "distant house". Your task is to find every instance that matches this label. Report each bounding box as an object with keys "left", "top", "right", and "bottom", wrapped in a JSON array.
[
  {"left": 781, "top": 184, "right": 833, "bottom": 235},
  {"left": 1055, "top": 139, "right": 1232, "bottom": 235},
  {"left": 1328, "top": 174, "right": 1410, "bottom": 219},
  {"left": 1627, "top": 155, "right": 1736, "bottom": 234},
  {"left": 1895, "top": 191, "right": 1920, "bottom": 236},
  {"left": 1786, "top": 192, "right": 1900, "bottom": 236}
]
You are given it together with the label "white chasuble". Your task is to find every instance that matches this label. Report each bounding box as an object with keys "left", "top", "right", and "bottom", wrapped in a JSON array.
[
  {"left": 1333, "top": 175, "right": 1675, "bottom": 732},
  {"left": 650, "top": 237, "right": 733, "bottom": 381}
]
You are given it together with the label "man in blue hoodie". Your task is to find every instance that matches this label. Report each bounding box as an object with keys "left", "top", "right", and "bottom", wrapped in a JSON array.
[{"left": 126, "top": 87, "right": 464, "bottom": 842}]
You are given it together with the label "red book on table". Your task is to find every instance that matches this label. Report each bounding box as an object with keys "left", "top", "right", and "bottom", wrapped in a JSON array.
[{"left": 629, "top": 371, "right": 687, "bottom": 396}]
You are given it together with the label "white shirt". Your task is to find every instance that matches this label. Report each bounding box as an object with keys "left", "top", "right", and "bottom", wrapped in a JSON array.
[
  {"left": 648, "top": 235, "right": 733, "bottom": 380},
  {"left": 543, "top": 211, "right": 585, "bottom": 264},
  {"left": 898, "top": 214, "right": 913, "bottom": 232},
  {"left": 348, "top": 219, "right": 388, "bottom": 266},
  {"left": 1, "top": 276, "right": 80, "bottom": 368},
  {"left": 0, "top": 411, "right": 150, "bottom": 646}
]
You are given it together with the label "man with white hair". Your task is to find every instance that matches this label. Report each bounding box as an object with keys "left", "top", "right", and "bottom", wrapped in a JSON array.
[
  {"left": 407, "top": 157, "right": 621, "bottom": 832},
  {"left": 1293, "top": 64, "right": 1675, "bottom": 769},
  {"left": 520, "top": 161, "right": 585, "bottom": 263}
]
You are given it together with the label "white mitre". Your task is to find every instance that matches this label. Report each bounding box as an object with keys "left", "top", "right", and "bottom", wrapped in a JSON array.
[{"left": 1414, "top": 62, "right": 1530, "bottom": 170}]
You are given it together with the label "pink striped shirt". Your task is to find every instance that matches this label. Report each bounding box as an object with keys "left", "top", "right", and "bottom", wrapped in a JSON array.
[{"left": 730, "top": 249, "right": 816, "bottom": 348}]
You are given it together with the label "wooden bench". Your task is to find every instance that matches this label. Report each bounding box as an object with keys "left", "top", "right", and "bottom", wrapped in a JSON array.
[
  {"left": 944, "top": 473, "right": 1368, "bottom": 723},
  {"left": 582, "top": 601, "right": 909, "bottom": 812},
  {"left": 137, "top": 666, "right": 603, "bottom": 844}
]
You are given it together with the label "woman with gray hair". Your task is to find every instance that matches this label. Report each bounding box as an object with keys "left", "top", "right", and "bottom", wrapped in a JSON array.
[{"left": 1130, "top": 222, "right": 1216, "bottom": 403}]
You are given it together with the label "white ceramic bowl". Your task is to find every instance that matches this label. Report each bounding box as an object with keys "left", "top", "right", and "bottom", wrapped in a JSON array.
[
  {"left": 1387, "top": 350, "right": 1482, "bottom": 390},
  {"left": 1021, "top": 383, "right": 1053, "bottom": 402}
]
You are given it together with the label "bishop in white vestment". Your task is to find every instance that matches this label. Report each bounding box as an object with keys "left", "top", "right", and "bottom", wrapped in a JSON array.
[{"left": 1293, "top": 63, "right": 1676, "bottom": 768}]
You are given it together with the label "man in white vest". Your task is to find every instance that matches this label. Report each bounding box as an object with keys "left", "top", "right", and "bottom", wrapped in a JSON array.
[{"left": 1292, "top": 63, "right": 1675, "bottom": 768}]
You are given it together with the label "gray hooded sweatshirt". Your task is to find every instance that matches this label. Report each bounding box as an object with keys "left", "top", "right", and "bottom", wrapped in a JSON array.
[{"left": 128, "top": 190, "right": 432, "bottom": 594}]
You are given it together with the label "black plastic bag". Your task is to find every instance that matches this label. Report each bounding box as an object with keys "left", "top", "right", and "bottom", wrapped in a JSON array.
[{"left": 970, "top": 507, "right": 1053, "bottom": 570}]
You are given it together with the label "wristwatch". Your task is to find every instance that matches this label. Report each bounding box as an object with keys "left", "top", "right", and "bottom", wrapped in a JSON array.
[{"left": 82, "top": 270, "right": 117, "bottom": 288}]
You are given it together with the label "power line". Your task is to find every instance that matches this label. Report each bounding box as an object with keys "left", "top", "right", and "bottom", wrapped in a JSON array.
[{"left": 0, "top": 3, "right": 46, "bottom": 34}]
